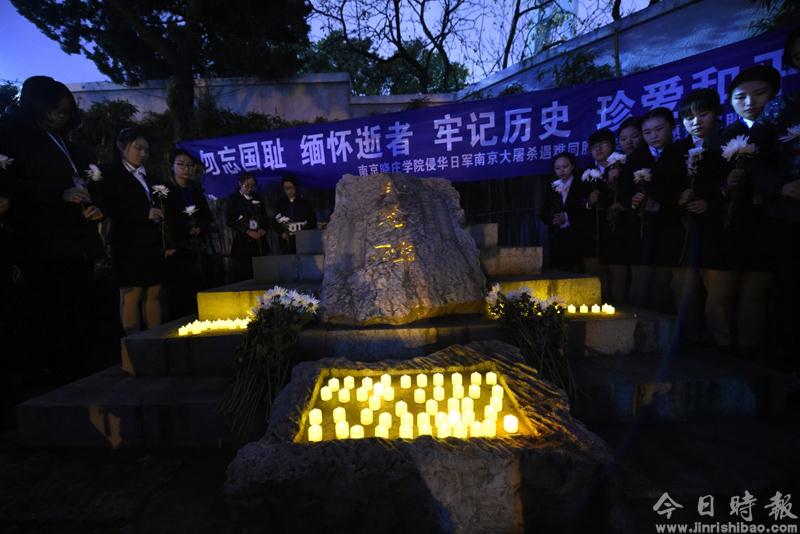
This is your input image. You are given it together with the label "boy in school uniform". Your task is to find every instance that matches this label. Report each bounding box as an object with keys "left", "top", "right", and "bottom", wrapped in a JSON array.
[{"left": 582, "top": 129, "right": 615, "bottom": 283}]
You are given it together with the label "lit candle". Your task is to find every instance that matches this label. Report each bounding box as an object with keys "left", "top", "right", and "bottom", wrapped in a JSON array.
[
  {"left": 350, "top": 425, "right": 364, "bottom": 439},
  {"left": 470, "top": 372, "right": 482, "bottom": 386},
  {"left": 368, "top": 395, "right": 381, "bottom": 411},
  {"left": 491, "top": 384, "right": 504, "bottom": 399},
  {"left": 328, "top": 378, "right": 340, "bottom": 392},
  {"left": 384, "top": 386, "right": 395, "bottom": 401},
  {"left": 567, "top": 304, "right": 576, "bottom": 314},
  {"left": 484, "top": 405, "right": 497, "bottom": 421},
  {"left": 452, "top": 373, "right": 463, "bottom": 387},
  {"left": 338, "top": 388, "right": 350, "bottom": 403},
  {"left": 425, "top": 399, "right": 438, "bottom": 416},
  {"left": 453, "top": 422, "right": 468, "bottom": 438},
  {"left": 401, "top": 412, "right": 413, "bottom": 428},
  {"left": 379, "top": 411, "right": 392, "bottom": 428},
  {"left": 395, "top": 400, "right": 408, "bottom": 417},
  {"left": 591, "top": 304, "right": 601, "bottom": 314},
  {"left": 399, "top": 424, "right": 413, "bottom": 439},
  {"left": 491, "top": 396, "right": 503, "bottom": 412},
  {"left": 380, "top": 373, "right": 392, "bottom": 388},
  {"left": 414, "top": 388, "right": 426, "bottom": 404},
  {"left": 437, "top": 422, "right": 451, "bottom": 438},
  {"left": 484, "top": 420, "right": 497, "bottom": 438},
  {"left": 433, "top": 373, "right": 444, "bottom": 386},
  {"left": 453, "top": 384, "right": 465, "bottom": 399},
  {"left": 343, "top": 376, "right": 355, "bottom": 389},
  {"left": 579, "top": 304, "right": 589, "bottom": 313},
  {"left": 320, "top": 386, "right": 332, "bottom": 401},
  {"left": 433, "top": 386, "right": 445, "bottom": 401},
  {"left": 470, "top": 421, "right": 483, "bottom": 438},
  {"left": 485, "top": 371, "right": 498, "bottom": 386},
  {"left": 463, "top": 410, "right": 475, "bottom": 426},
  {"left": 435, "top": 412, "right": 447, "bottom": 428},
  {"left": 606, "top": 304, "right": 615, "bottom": 314},
  {"left": 416, "top": 374, "right": 428, "bottom": 388},
  {"left": 335, "top": 420, "right": 349, "bottom": 439},
  {"left": 448, "top": 410, "right": 460, "bottom": 426},
  {"left": 374, "top": 424, "right": 389, "bottom": 438},
  {"left": 400, "top": 374, "right": 412, "bottom": 389},
  {"left": 503, "top": 414, "right": 519, "bottom": 433},
  {"left": 362, "top": 377, "right": 373, "bottom": 390},
  {"left": 308, "top": 424, "right": 322, "bottom": 442},
  {"left": 356, "top": 387, "right": 368, "bottom": 402},
  {"left": 309, "top": 408, "right": 322, "bottom": 426},
  {"left": 418, "top": 423, "right": 432, "bottom": 436},
  {"left": 468, "top": 384, "right": 481, "bottom": 399},
  {"left": 461, "top": 397, "right": 474, "bottom": 413},
  {"left": 333, "top": 406, "right": 346, "bottom": 423},
  {"left": 360, "top": 408, "right": 373, "bottom": 426},
  {"left": 417, "top": 412, "right": 430, "bottom": 427},
  {"left": 447, "top": 398, "right": 460, "bottom": 412},
  {"left": 373, "top": 383, "right": 384, "bottom": 398}
]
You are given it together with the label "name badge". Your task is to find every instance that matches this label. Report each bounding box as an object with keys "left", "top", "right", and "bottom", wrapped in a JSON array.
[{"left": 248, "top": 219, "right": 259, "bottom": 230}]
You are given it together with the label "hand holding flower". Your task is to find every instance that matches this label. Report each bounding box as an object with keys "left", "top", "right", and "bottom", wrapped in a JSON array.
[
  {"left": 686, "top": 199, "right": 707, "bottom": 214},
  {"left": 727, "top": 169, "right": 746, "bottom": 189},
  {"left": 781, "top": 179, "right": 800, "bottom": 200},
  {"left": 588, "top": 190, "right": 600, "bottom": 205},
  {"left": 63, "top": 186, "right": 91, "bottom": 204},
  {"left": 679, "top": 189, "right": 695, "bottom": 206},
  {"left": 148, "top": 207, "right": 164, "bottom": 222},
  {"left": 82, "top": 205, "right": 103, "bottom": 221},
  {"left": 631, "top": 192, "right": 646, "bottom": 209},
  {"left": 552, "top": 212, "right": 567, "bottom": 226}
]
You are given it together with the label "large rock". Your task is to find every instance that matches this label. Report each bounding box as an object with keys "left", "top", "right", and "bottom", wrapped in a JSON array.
[
  {"left": 321, "top": 174, "right": 486, "bottom": 325},
  {"left": 224, "top": 341, "right": 613, "bottom": 533}
]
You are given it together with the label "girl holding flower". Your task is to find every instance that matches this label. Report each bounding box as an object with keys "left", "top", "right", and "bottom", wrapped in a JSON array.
[
  {"left": 226, "top": 172, "right": 270, "bottom": 281},
  {"left": 541, "top": 152, "right": 588, "bottom": 271}
]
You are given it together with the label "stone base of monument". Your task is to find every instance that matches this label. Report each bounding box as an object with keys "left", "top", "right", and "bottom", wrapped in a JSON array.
[
  {"left": 196, "top": 279, "right": 318, "bottom": 321},
  {"left": 224, "top": 341, "right": 613, "bottom": 534}
]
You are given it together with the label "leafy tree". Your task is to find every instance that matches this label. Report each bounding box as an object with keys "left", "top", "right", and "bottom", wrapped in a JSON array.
[
  {"left": 0, "top": 81, "right": 19, "bottom": 114},
  {"left": 542, "top": 50, "right": 615, "bottom": 88},
  {"left": 12, "top": 0, "right": 311, "bottom": 139}
]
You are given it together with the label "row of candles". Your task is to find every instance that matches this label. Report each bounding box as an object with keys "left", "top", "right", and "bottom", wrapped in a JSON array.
[
  {"left": 565, "top": 303, "right": 615, "bottom": 315},
  {"left": 306, "top": 371, "right": 520, "bottom": 441},
  {"left": 177, "top": 317, "right": 250, "bottom": 336}
]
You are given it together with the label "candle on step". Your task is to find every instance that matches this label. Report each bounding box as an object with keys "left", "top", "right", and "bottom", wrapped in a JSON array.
[
  {"left": 567, "top": 304, "right": 576, "bottom": 314},
  {"left": 308, "top": 424, "right": 322, "bottom": 442},
  {"left": 451, "top": 373, "right": 463, "bottom": 387},
  {"left": 416, "top": 373, "right": 428, "bottom": 388},
  {"left": 484, "top": 405, "right": 497, "bottom": 421},
  {"left": 350, "top": 425, "right": 364, "bottom": 439},
  {"left": 335, "top": 420, "right": 349, "bottom": 439},
  {"left": 309, "top": 408, "right": 322, "bottom": 426},
  {"left": 379, "top": 411, "right": 392, "bottom": 428},
  {"left": 360, "top": 408, "right": 373, "bottom": 426},
  {"left": 356, "top": 387, "right": 368, "bottom": 402},
  {"left": 395, "top": 400, "right": 408, "bottom": 417},
  {"left": 503, "top": 415, "right": 519, "bottom": 434},
  {"left": 484, "top": 420, "right": 497, "bottom": 438},
  {"left": 437, "top": 422, "right": 451, "bottom": 438},
  {"left": 492, "top": 385, "right": 504, "bottom": 399},
  {"left": 491, "top": 396, "right": 503, "bottom": 413},
  {"left": 400, "top": 374, "right": 412, "bottom": 389},
  {"left": 579, "top": 304, "right": 589, "bottom": 313},
  {"left": 470, "top": 372, "right": 482, "bottom": 386},
  {"left": 447, "top": 398, "right": 460, "bottom": 412},
  {"left": 399, "top": 424, "right": 413, "bottom": 439},
  {"left": 343, "top": 376, "right": 355, "bottom": 389},
  {"left": 414, "top": 388, "right": 426, "bottom": 404},
  {"left": 591, "top": 304, "right": 601, "bottom": 314},
  {"left": 384, "top": 386, "right": 395, "bottom": 401},
  {"left": 453, "top": 384, "right": 465, "bottom": 399},
  {"left": 433, "top": 386, "right": 445, "bottom": 401},
  {"left": 417, "top": 412, "right": 430, "bottom": 427},
  {"left": 362, "top": 377, "right": 373, "bottom": 390},
  {"left": 373, "top": 383, "right": 384, "bottom": 398},
  {"left": 333, "top": 407, "right": 346, "bottom": 423},
  {"left": 470, "top": 421, "right": 483, "bottom": 438},
  {"left": 374, "top": 424, "right": 389, "bottom": 438},
  {"left": 320, "top": 386, "right": 332, "bottom": 401},
  {"left": 338, "top": 388, "right": 350, "bottom": 403},
  {"left": 485, "top": 371, "right": 498, "bottom": 385},
  {"left": 461, "top": 397, "right": 473, "bottom": 413},
  {"left": 433, "top": 373, "right": 444, "bottom": 386},
  {"left": 425, "top": 399, "right": 438, "bottom": 416},
  {"left": 468, "top": 384, "right": 481, "bottom": 399},
  {"left": 328, "top": 378, "right": 340, "bottom": 392},
  {"left": 380, "top": 373, "right": 392, "bottom": 388},
  {"left": 368, "top": 395, "right": 381, "bottom": 411}
]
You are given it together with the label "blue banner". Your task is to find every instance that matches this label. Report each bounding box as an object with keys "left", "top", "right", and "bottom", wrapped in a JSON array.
[{"left": 180, "top": 29, "right": 798, "bottom": 198}]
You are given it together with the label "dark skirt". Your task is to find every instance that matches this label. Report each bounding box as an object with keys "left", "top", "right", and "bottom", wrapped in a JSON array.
[{"left": 111, "top": 247, "right": 166, "bottom": 287}]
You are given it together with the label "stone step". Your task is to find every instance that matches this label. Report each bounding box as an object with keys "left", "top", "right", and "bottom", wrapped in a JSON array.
[
  {"left": 122, "top": 306, "right": 674, "bottom": 377},
  {"left": 252, "top": 254, "right": 324, "bottom": 284},
  {"left": 491, "top": 272, "right": 602, "bottom": 308},
  {"left": 480, "top": 247, "right": 541, "bottom": 277},
  {"left": 15, "top": 367, "right": 255, "bottom": 448},
  {"left": 294, "top": 223, "right": 500, "bottom": 255},
  {"left": 196, "top": 280, "right": 319, "bottom": 321},
  {"left": 571, "top": 349, "right": 788, "bottom": 424}
]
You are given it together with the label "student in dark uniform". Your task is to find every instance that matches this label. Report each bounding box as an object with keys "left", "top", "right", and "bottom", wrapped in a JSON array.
[
  {"left": 542, "top": 152, "right": 588, "bottom": 272},
  {"left": 0, "top": 77, "right": 104, "bottom": 377},
  {"left": 164, "top": 149, "right": 213, "bottom": 320},
  {"left": 618, "top": 117, "right": 644, "bottom": 156},
  {"left": 582, "top": 129, "right": 614, "bottom": 279},
  {"left": 619, "top": 107, "right": 683, "bottom": 309},
  {"left": 226, "top": 172, "right": 269, "bottom": 281},
  {"left": 275, "top": 175, "right": 317, "bottom": 254},
  {"left": 711, "top": 65, "right": 781, "bottom": 353},
  {"left": 98, "top": 128, "right": 168, "bottom": 334}
]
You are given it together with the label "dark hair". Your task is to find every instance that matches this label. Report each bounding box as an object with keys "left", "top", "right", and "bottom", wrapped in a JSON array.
[
  {"left": 281, "top": 175, "right": 298, "bottom": 188},
  {"left": 552, "top": 151, "right": 578, "bottom": 173},
  {"left": 170, "top": 148, "right": 195, "bottom": 163},
  {"left": 116, "top": 127, "right": 149, "bottom": 150},
  {"left": 238, "top": 171, "right": 257, "bottom": 185},
  {"left": 618, "top": 116, "right": 642, "bottom": 132},
  {"left": 588, "top": 128, "right": 615, "bottom": 148},
  {"left": 642, "top": 107, "right": 676, "bottom": 129},
  {"left": 783, "top": 26, "right": 800, "bottom": 68},
  {"left": 678, "top": 89, "right": 722, "bottom": 119},
  {"left": 728, "top": 64, "right": 781, "bottom": 99},
  {"left": 19, "top": 76, "right": 80, "bottom": 131}
]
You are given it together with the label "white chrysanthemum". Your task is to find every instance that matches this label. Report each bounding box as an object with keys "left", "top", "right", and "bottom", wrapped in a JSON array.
[
  {"left": 606, "top": 152, "right": 627, "bottom": 167},
  {"left": 252, "top": 199, "right": 261, "bottom": 205},
  {"left": 542, "top": 295, "right": 564, "bottom": 308},
  {"left": 778, "top": 124, "right": 800, "bottom": 143},
  {"left": 85, "top": 163, "right": 103, "bottom": 181},
  {"left": 551, "top": 180, "right": 568, "bottom": 196},
  {"left": 152, "top": 184, "right": 170, "bottom": 198},
  {"left": 721, "top": 134, "right": 757, "bottom": 161},
  {"left": 485, "top": 283, "right": 501, "bottom": 308},
  {"left": 633, "top": 168, "right": 652, "bottom": 184},
  {"left": 581, "top": 169, "right": 603, "bottom": 183},
  {"left": 686, "top": 147, "right": 705, "bottom": 175},
  {"left": 206, "top": 193, "right": 218, "bottom": 201},
  {"left": 504, "top": 287, "right": 532, "bottom": 301},
  {"left": 183, "top": 205, "right": 198, "bottom": 216},
  {"left": 0, "top": 154, "right": 14, "bottom": 170}
]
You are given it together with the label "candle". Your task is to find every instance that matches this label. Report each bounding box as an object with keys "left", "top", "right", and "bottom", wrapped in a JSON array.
[
  {"left": 470, "top": 372, "right": 482, "bottom": 386},
  {"left": 380, "top": 373, "right": 392, "bottom": 388},
  {"left": 485, "top": 371, "right": 498, "bottom": 385},
  {"left": 308, "top": 424, "right": 322, "bottom": 442},
  {"left": 470, "top": 421, "right": 483, "bottom": 438},
  {"left": 435, "top": 412, "right": 447, "bottom": 428},
  {"left": 368, "top": 395, "right": 381, "bottom": 411},
  {"left": 418, "top": 423, "right": 432, "bottom": 436},
  {"left": 399, "top": 424, "right": 413, "bottom": 439},
  {"left": 384, "top": 386, "right": 395, "bottom": 401},
  {"left": 484, "top": 405, "right": 497, "bottom": 421},
  {"left": 343, "top": 376, "right": 355, "bottom": 389},
  {"left": 567, "top": 304, "right": 576, "bottom": 314},
  {"left": 491, "top": 396, "right": 503, "bottom": 412},
  {"left": 605, "top": 304, "right": 615, "bottom": 314},
  {"left": 453, "top": 422, "right": 468, "bottom": 438},
  {"left": 401, "top": 412, "right": 413, "bottom": 428},
  {"left": 379, "top": 411, "right": 392, "bottom": 428},
  {"left": 333, "top": 407, "right": 346, "bottom": 423},
  {"left": 335, "top": 420, "right": 349, "bottom": 439},
  {"left": 362, "top": 377, "right": 373, "bottom": 390},
  {"left": 503, "top": 415, "right": 519, "bottom": 433},
  {"left": 461, "top": 397, "right": 473, "bottom": 413},
  {"left": 373, "top": 383, "right": 384, "bottom": 398},
  {"left": 360, "top": 408, "right": 373, "bottom": 426},
  {"left": 468, "top": 384, "right": 481, "bottom": 399},
  {"left": 484, "top": 420, "right": 497, "bottom": 438},
  {"left": 309, "top": 408, "right": 322, "bottom": 426},
  {"left": 328, "top": 378, "right": 340, "bottom": 392},
  {"left": 374, "top": 424, "right": 389, "bottom": 438},
  {"left": 591, "top": 304, "right": 601, "bottom": 314},
  {"left": 395, "top": 400, "right": 408, "bottom": 417},
  {"left": 491, "top": 385, "right": 504, "bottom": 399},
  {"left": 447, "top": 398, "right": 460, "bottom": 412},
  {"left": 579, "top": 304, "right": 589, "bottom": 313},
  {"left": 320, "top": 386, "right": 332, "bottom": 401},
  {"left": 433, "top": 373, "right": 444, "bottom": 386},
  {"left": 451, "top": 373, "right": 463, "bottom": 387},
  {"left": 338, "top": 388, "right": 350, "bottom": 403},
  {"left": 448, "top": 410, "right": 460, "bottom": 426},
  {"left": 356, "top": 387, "right": 368, "bottom": 402},
  {"left": 463, "top": 410, "right": 475, "bottom": 426},
  {"left": 400, "top": 374, "right": 412, "bottom": 389},
  {"left": 425, "top": 399, "right": 438, "bottom": 416},
  {"left": 453, "top": 384, "right": 465, "bottom": 399},
  {"left": 417, "top": 412, "right": 430, "bottom": 427},
  {"left": 433, "top": 386, "right": 445, "bottom": 401},
  {"left": 416, "top": 374, "right": 428, "bottom": 388},
  {"left": 437, "top": 422, "right": 451, "bottom": 438},
  {"left": 350, "top": 425, "right": 364, "bottom": 439},
  {"left": 408, "top": 388, "right": 422, "bottom": 404}
]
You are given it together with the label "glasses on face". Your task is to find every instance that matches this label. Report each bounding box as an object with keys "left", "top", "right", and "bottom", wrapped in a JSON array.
[{"left": 174, "top": 163, "right": 193, "bottom": 168}]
